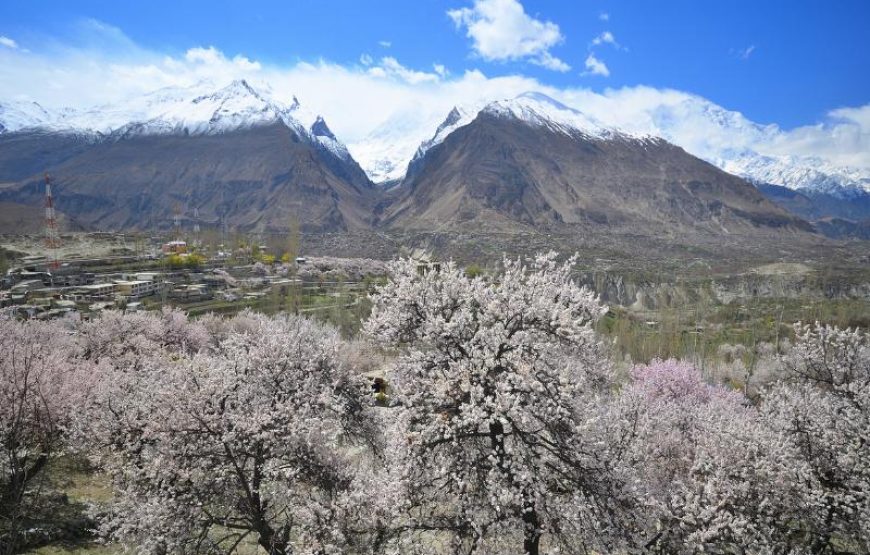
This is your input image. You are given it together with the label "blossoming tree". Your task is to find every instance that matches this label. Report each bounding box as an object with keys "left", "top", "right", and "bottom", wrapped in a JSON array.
[
  {"left": 618, "top": 359, "right": 804, "bottom": 553},
  {"left": 365, "top": 253, "right": 630, "bottom": 555},
  {"left": 80, "top": 312, "right": 375, "bottom": 555},
  {"left": 0, "top": 317, "right": 90, "bottom": 551},
  {"left": 761, "top": 323, "right": 870, "bottom": 553}
]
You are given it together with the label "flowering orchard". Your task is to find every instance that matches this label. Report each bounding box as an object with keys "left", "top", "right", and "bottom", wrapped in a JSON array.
[{"left": 0, "top": 255, "right": 868, "bottom": 554}]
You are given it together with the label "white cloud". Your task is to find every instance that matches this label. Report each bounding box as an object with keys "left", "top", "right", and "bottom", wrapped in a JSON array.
[
  {"left": 378, "top": 40, "right": 391, "bottom": 48},
  {"left": 0, "top": 36, "right": 18, "bottom": 49},
  {"left": 360, "top": 53, "right": 373, "bottom": 66},
  {"left": 765, "top": 105, "right": 870, "bottom": 168},
  {"left": 584, "top": 31, "right": 620, "bottom": 78},
  {"left": 582, "top": 53, "right": 609, "bottom": 77},
  {"left": 599, "top": 12, "right": 610, "bottom": 22},
  {"left": 830, "top": 105, "right": 870, "bottom": 129},
  {"left": 447, "top": 0, "right": 570, "bottom": 71},
  {"left": 739, "top": 45, "right": 756, "bottom": 59},
  {"left": 591, "top": 31, "right": 618, "bottom": 48},
  {"left": 532, "top": 51, "right": 570, "bottom": 72},
  {"left": 184, "top": 46, "right": 262, "bottom": 71},
  {"left": 433, "top": 63, "right": 448, "bottom": 77},
  {"left": 369, "top": 56, "right": 442, "bottom": 84}
]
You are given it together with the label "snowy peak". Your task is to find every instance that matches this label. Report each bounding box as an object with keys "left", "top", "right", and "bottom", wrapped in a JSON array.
[
  {"left": 0, "top": 100, "right": 71, "bottom": 133},
  {"left": 633, "top": 95, "right": 870, "bottom": 197},
  {"left": 715, "top": 151, "right": 870, "bottom": 196},
  {"left": 482, "top": 92, "right": 641, "bottom": 141},
  {"left": 0, "top": 81, "right": 355, "bottom": 163},
  {"left": 410, "top": 105, "right": 477, "bottom": 163},
  {"left": 359, "top": 91, "right": 656, "bottom": 185},
  {"left": 192, "top": 79, "right": 264, "bottom": 104},
  {"left": 404, "top": 92, "right": 649, "bottom": 181},
  {"left": 110, "top": 79, "right": 293, "bottom": 137}
]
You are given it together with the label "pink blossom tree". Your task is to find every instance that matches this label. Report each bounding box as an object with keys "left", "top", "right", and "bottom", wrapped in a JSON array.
[
  {"left": 0, "top": 317, "right": 92, "bottom": 551},
  {"left": 364, "top": 253, "right": 630, "bottom": 555},
  {"left": 618, "top": 358, "right": 804, "bottom": 553},
  {"left": 79, "top": 312, "right": 376, "bottom": 555},
  {"left": 77, "top": 307, "right": 209, "bottom": 367}
]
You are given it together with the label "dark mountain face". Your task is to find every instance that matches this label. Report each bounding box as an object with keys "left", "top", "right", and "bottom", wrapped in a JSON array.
[
  {"left": 0, "top": 131, "right": 95, "bottom": 183},
  {"left": 0, "top": 123, "right": 377, "bottom": 233},
  {"left": 383, "top": 112, "right": 812, "bottom": 237},
  {"left": 757, "top": 183, "right": 870, "bottom": 224},
  {"left": 812, "top": 217, "right": 870, "bottom": 241}
]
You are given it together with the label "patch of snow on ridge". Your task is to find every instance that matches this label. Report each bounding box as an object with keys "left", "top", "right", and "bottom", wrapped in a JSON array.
[{"left": 404, "top": 105, "right": 479, "bottom": 174}]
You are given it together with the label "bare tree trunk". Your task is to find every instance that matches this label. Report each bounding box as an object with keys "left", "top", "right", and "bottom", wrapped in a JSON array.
[
  {"left": 488, "top": 419, "right": 542, "bottom": 555},
  {"left": 255, "top": 523, "right": 290, "bottom": 555},
  {"left": 522, "top": 503, "right": 541, "bottom": 555}
]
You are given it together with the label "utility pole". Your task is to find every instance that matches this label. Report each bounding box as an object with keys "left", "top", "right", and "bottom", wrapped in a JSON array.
[
  {"left": 193, "top": 206, "right": 201, "bottom": 249},
  {"left": 173, "top": 202, "right": 182, "bottom": 241}
]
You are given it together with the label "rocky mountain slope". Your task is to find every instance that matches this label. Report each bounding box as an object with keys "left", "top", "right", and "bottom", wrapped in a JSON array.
[
  {"left": 347, "top": 91, "right": 870, "bottom": 227},
  {"left": 382, "top": 94, "right": 812, "bottom": 237}
]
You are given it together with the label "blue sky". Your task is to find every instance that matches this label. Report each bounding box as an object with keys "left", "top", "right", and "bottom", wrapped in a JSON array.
[{"left": 1, "top": 0, "right": 868, "bottom": 128}]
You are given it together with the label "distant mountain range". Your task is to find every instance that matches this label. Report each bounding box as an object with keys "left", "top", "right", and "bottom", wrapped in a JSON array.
[{"left": 0, "top": 81, "right": 864, "bottom": 241}]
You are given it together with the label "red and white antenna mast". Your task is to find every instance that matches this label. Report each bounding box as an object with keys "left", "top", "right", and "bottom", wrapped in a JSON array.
[{"left": 44, "top": 173, "right": 61, "bottom": 270}]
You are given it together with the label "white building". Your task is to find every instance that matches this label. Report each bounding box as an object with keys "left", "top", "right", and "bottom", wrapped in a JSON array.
[
  {"left": 114, "top": 280, "right": 158, "bottom": 299},
  {"left": 74, "top": 283, "right": 118, "bottom": 301}
]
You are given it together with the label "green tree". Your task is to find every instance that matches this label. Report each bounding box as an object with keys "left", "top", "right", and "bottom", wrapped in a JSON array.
[
  {"left": 166, "top": 254, "right": 186, "bottom": 269},
  {"left": 284, "top": 216, "right": 301, "bottom": 271},
  {"left": 464, "top": 263, "right": 484, "bottom": 279},
  {"left": 186, "top": 253, "right": 206, "bottom": 268}
]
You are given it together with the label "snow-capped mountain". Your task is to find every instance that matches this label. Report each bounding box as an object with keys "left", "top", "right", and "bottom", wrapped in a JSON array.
[
  {"left": 0, "top": 100, "right": 71, "bottom": 133},
  {"left": 0, "top": 80, "right": 353, "bottom": 162},
  {"left": 712, "top": 150, "right": 870, "bottom": 196},
  {"left": 382, "top": 89, "right": 808, "bottom": 236},
  {"left": 363, "top": 92, "right": 652, "bottom": 184},
  {"left": 349, "top": 90, "right": 869, "bottom": 199},
  {"left": 0, "top": 80, "right": 376, "bottom": 233},
  {"left": 0, "top": 83, "right": 825, "bottom": 240},
  {"left": 483, "top": 92, "right": 616, "bottom": 138},
  {"left": 634, "top": 96, "right": 870, "bottom": 197}
]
